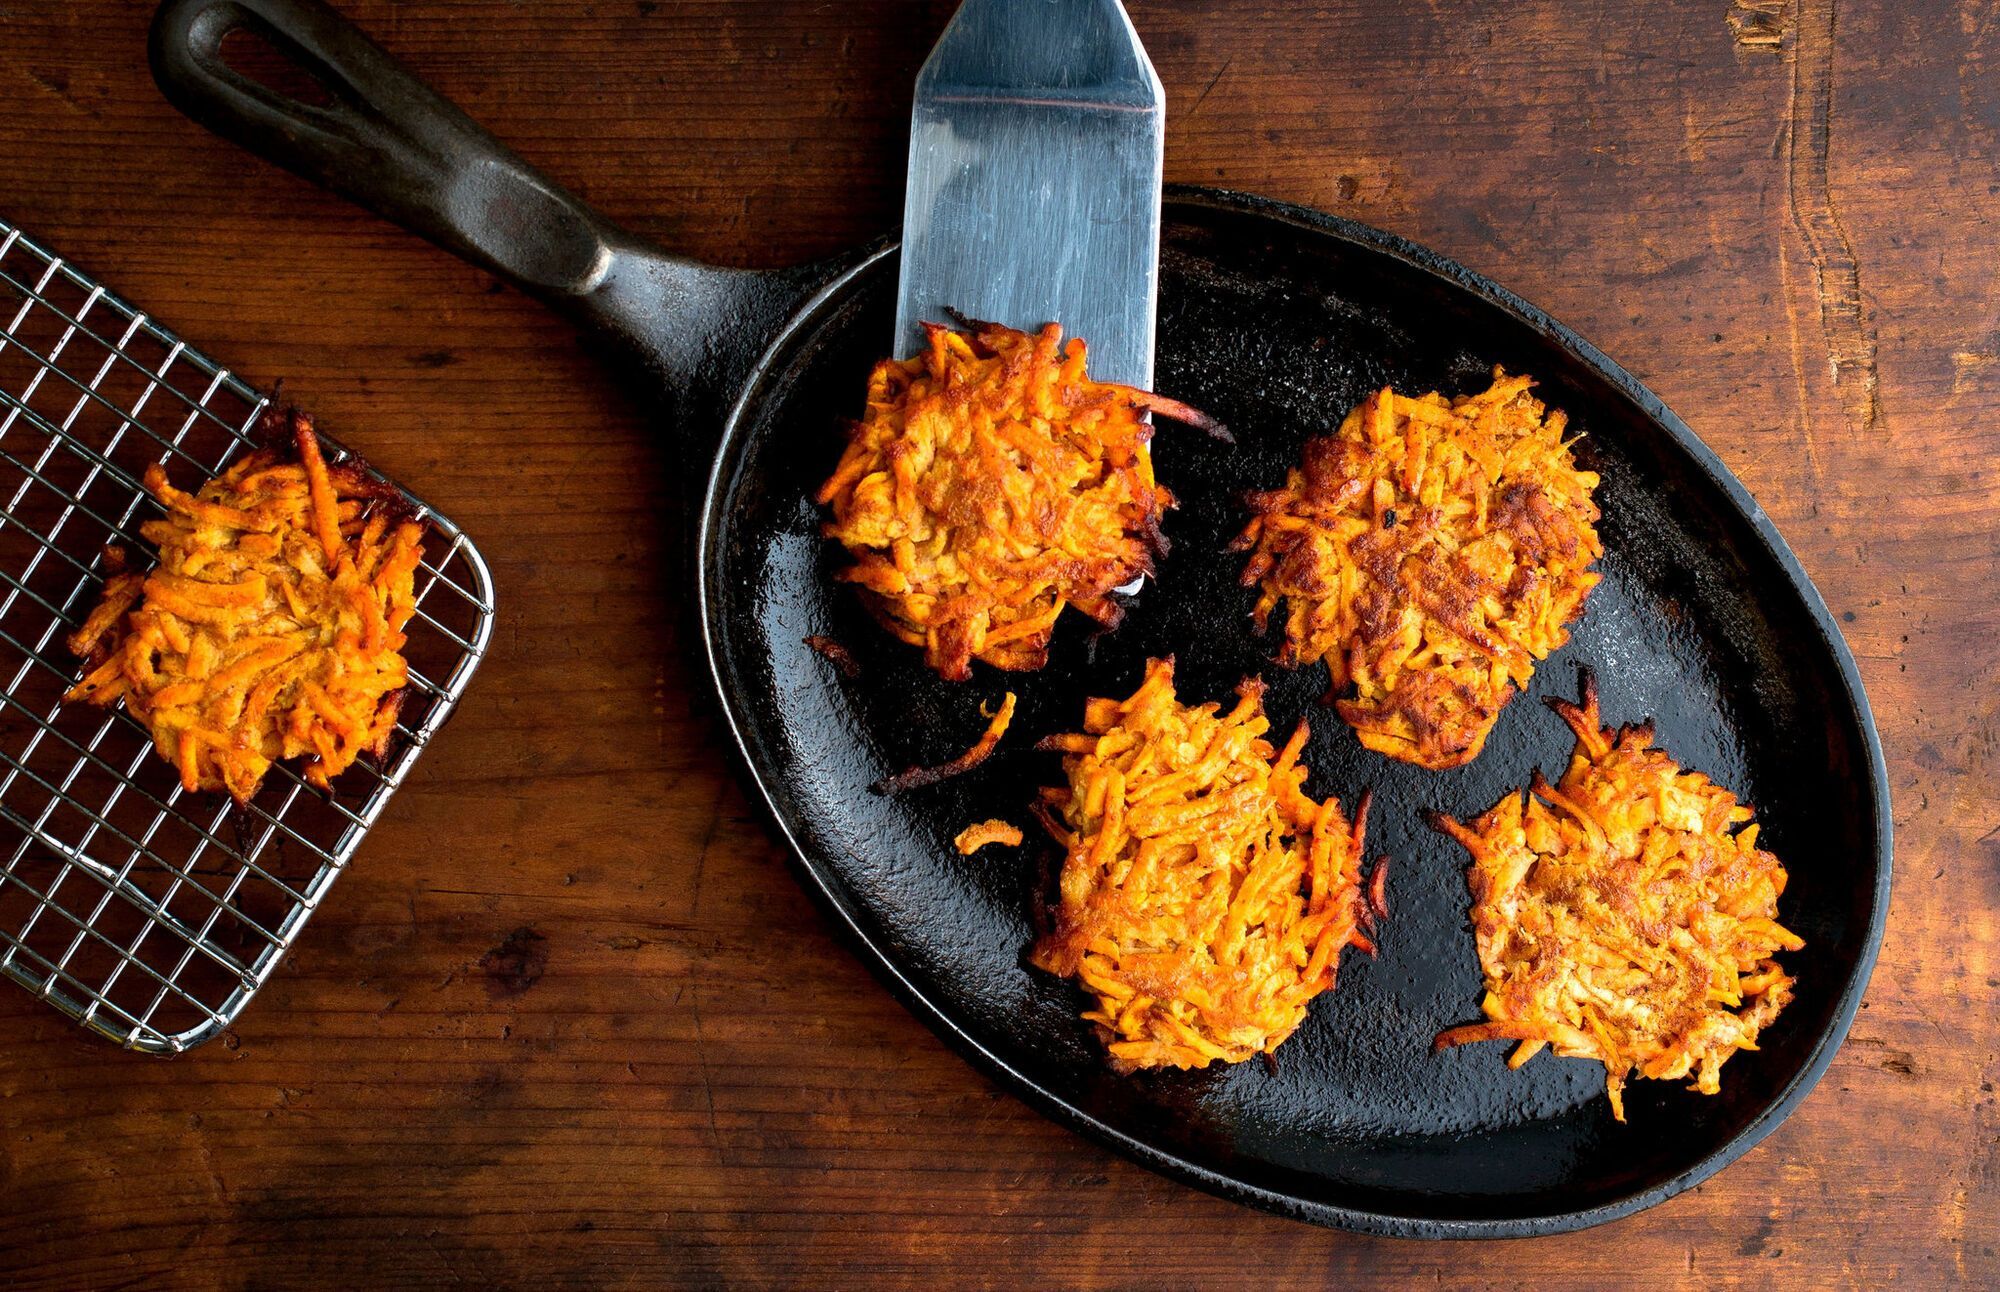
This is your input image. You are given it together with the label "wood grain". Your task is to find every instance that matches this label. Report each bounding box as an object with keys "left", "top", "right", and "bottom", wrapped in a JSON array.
[{"left": 0, "top": 1, "right": 1994, "bottom": 1286}]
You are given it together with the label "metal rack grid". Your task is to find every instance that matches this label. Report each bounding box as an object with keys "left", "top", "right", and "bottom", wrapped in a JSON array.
[{"left": 0, "top": 217, "right": 494, "bottom": 1053}]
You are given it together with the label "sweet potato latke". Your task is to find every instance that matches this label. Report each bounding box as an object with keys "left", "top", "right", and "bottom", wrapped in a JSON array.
[
  {"left": 1426, "top": 675, "right": 1801, "bottom": 1121},
  {"left": 1029, "top": 658, "right": 1380, "bottom": 1070},
  {"left": 817, "top": 320, "right": 1223, "bottom": 682},
  {"left": 65, "top": 409, "right": 423, "bottom": 803},
  {"left": 1234, "top": 370, "right": 1601, "bottom": 769}
]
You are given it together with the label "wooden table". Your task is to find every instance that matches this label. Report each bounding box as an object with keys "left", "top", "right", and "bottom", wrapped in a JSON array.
[{"left": 0, "top": 2, "right": 1992, "bottom": 1286}]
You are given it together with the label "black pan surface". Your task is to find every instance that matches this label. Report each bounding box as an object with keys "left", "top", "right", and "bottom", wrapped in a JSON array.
[{"left": 699, "top": 189, "right": 1891, "bottom": 1237}]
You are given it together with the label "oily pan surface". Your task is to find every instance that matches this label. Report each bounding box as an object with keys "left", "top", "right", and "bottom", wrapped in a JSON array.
[{"left": 703, "top": 199, "right": 1880, "bottom": 1227}]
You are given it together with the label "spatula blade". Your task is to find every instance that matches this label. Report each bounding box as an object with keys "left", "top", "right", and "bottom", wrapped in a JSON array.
[{"left": 894, "top": 0, "right": 1164, "bottom": 388}]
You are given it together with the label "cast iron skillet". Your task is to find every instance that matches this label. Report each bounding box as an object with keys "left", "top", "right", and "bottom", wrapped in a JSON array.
[{"left": 151, "top": 0, "right": 1892, "bottom": 1238}]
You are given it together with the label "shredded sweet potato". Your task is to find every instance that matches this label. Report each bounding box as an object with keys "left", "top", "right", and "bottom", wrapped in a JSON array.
[
  {"left": 1234, "top": 370, "right": 1601, "bottom": 769},
  {"left": 65, "top": 408, "right": 423, "bottom": 803},
  {"left": 818, "top": 319, "right": 1224, "bottom": 682},
  {"left": 1427, "top": 673, "right": 1801, "bottom": 1121},
  {"left": 874, "top": 691, "right": 1016, "bottom": 795},
  {"left": 953, "top": 819, "right": 1023, "bottom": 854},
  {"left": 1030, "top": 658, "right": 1378, "bottom": 1070}
]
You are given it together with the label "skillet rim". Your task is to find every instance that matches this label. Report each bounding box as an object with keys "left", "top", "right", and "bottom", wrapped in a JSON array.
[{"left": 691, "top": 184, "right": 1894, "bottom": 1239}]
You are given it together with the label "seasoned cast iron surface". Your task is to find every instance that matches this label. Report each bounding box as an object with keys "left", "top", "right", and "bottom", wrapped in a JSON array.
[{"left": 702, "top": 196, "right": 1885, "bottom": 1234}]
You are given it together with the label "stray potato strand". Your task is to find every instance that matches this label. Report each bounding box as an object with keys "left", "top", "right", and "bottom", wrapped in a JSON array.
[
  {"left": 1031, "top": 658, "right": 1377, "bottom": 1071},
  {"left": 65, "top": 408, "right": 422, "bottom": 803},
  {"left": 1427, "top": 673, "right": 1801, "bottom": 1121},
  {"left": 954, "top": 819, "right": 1024, "bottom": 854},
  {"left": 874, "top": 691, "right": 1017, "bottom": 795},
  {"left": 818, "top": 320, "right": 1223, "bottom": 682},
  {"left": 1234, "top": 370, "right": 1601, "bottom": 769}
]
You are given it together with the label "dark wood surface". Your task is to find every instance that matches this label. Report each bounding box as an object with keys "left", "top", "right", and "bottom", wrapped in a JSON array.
[{"left": 0, "top": 1, "right": 1993, "bottom": 1286}]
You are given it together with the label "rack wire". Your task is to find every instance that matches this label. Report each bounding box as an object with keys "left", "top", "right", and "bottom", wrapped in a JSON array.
[{"left": 0, "top": 216, "right": 494, "bottom": 1053}]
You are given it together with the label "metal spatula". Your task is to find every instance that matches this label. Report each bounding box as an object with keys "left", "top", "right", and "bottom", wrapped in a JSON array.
[{"left": 894, "top": 0, "right": 1165, "bottom": 388}]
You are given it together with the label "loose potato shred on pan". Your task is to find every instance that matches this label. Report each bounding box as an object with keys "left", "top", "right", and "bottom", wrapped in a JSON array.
[
  {"left": 1031, "top": 658, "right": 1379, "bottom": 1071},
  {"left": 65, "top": 408, "right": 423, "bottom": 804},
  {"left": 818, "top": 319, "right": 1224, "bottom": 682},
  {"left": 954, "top": 819, "right": 1023, "bottom": 854},
  {"left": 802, "top": 633, "right": 862, "bottom": 679},
  {"left": 874, "top": 691, "right": 1017, "bottom": 795},
  {"left": 1427, "top": 674, "right": 1802, "bottom": 1121},
  {"left": 1235, "top": 370, "right": 1601, "bottom": 769}
]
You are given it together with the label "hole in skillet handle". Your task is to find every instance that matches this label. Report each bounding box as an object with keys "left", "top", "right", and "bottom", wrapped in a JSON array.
[{"left": 217, "top": 21, "right": 335, "bottom": 108}]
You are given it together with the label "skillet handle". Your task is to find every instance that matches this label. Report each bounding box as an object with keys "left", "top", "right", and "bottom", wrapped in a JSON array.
[{"left": 148, "top": 0, "right": 788, "bottom": 395}]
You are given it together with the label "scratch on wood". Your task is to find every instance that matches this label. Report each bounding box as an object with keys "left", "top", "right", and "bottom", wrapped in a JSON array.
[
  {"left": 1190, "top": 57, "right": 1233, "bottom": 119},
  {"left": 421, "top": 1234, "right": 467, "bottom": 1287},
  {"left": 687, "top": 775, "right": 730, "bottom": 922},
  {"left": 188, "top": 1123, "right": 228, "bottom": 1206},
  {"left": 1730, "top": 0, "right": 1788, "bottom": 50},
  {"left": 1785, "top": 0, "right": 1880, "bottom": 428},
  {"left": 689, "top": 985, "right": 723, "bottom": 1148},
  {"left": 24, "top": 68, "right": 90, "bottom": 116}
]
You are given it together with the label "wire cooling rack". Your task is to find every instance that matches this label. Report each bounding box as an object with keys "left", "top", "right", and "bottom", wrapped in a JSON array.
[{"left": 0, "top": 217, "right": 493, "bottom": 1053}]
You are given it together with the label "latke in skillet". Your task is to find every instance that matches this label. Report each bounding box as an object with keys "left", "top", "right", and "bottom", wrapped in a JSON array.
[
  {"left": 817, "top": 320, "right": 1222, "bottom": 681},
  {"left": 1030, "top": 657, "right": 1383, "bottom": 1070},
  {"left": 1426, "top": 674, "right": 1801, "bottom": 1121},
  {"left": 1234, "top": 371, "right": 1601, "bottom": 769}
]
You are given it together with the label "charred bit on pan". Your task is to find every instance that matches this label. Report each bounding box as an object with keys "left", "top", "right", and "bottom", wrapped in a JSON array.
[{"left": 803, "top": 634, "right": 861, "bottom": 679}]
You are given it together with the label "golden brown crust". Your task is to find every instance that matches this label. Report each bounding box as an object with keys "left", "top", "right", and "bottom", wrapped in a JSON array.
[
  {"left": 817, "top": 320, "right": 1220, "bottom": 682},
  {"left": 1030, "top": 658, "right": 1377, "bottom": 1071},
  {"left": 1233, "top": 370, "right": 1602, "bottom": 769},
  {"left": 64, "top": 409, "right": 423, "bottom": 803},
  {"left": 1426, "top": 673, "right": 1802, "bottom": 1121}
]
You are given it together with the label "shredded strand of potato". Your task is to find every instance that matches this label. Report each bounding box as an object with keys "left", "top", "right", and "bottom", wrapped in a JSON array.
[
  {"left": 65, "top": 409, "right": 422, "bottom": 803},
  {"left": 1233, "top": 370, "right": 1601, "bottom": 769},
  {"left": 818, "top": 320, "right": 1222, "bottom": 681},
  {"left": 954, "top": 819, "right": 1024, "bottom": 854},
  {"left": 1030, "top": 658, "right": 1377, "bottom": 1070},
  {"left": 874, "top": 692, "right": 1017, "bottom": 795},
  {"left": 1426, "top": 673, "right": 1801, "bottom": 1121}
]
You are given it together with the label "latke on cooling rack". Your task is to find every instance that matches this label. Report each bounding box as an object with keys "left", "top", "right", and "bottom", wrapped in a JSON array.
[{"left": 66, "top": 408, "right": 423, "bottom": 803}]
